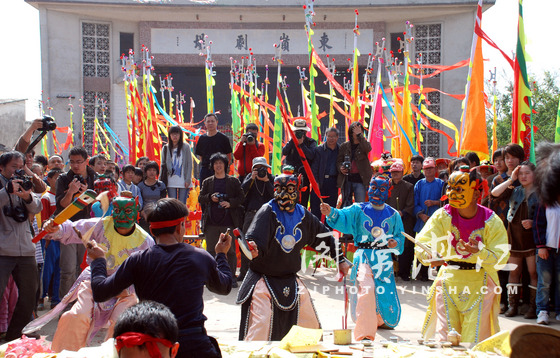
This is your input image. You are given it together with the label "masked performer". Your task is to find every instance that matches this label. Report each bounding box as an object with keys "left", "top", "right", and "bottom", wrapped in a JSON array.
[
  {"left": 320, "top": 174, "right": 404, "bottom": 341},
  {"left": 414, "top": 166, "right": 509, "bottom": 344},
  {"left": 26, "top": 192, "right": 154, "bottom": 352},
  {"left": 237, "top": 168, "right": 351, "bottom": 341}
]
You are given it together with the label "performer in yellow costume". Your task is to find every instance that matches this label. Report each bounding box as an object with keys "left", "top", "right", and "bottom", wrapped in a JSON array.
[
  {"left": 24, "top": 192, "right": 154, "bottom": 352},
  {"left": 415, "top": 166, "right": 509, "bottom": 344}
]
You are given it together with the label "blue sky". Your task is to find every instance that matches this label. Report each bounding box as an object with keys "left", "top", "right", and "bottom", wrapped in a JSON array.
[{"left": 0, "top": 0, "right": 557, "bottom": 119}]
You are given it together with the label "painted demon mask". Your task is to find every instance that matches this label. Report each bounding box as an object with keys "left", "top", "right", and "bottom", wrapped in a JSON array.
[
  {"left": 368, "top": 175, "right": 391, "bottom": 206},
  {"left": 274, "top": 173, "right": 300, "bottom": 212},
  {"left": 94, "top": 176, "right": 118, "bottom": 201},
  {"left": 112, "top": 196, "right": 138, "bottom": 230},
  {"left": 446, "top": 169, "right": 476, "bottom": 209}
]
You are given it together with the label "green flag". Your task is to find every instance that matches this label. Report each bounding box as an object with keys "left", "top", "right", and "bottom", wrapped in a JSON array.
[{"left": 272, "top": 75, "right": 283, "bottom": 175}]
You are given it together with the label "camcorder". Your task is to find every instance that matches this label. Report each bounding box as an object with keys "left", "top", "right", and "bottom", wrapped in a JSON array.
[
  {"left": 257, "top": 167, "right": 268, "bottom": 178},
  {"left": 342, "top": 155, "right": 351, "bottom": 172},
  {"left": 40, "top": 115, "right": 57, "bottom": 132}
]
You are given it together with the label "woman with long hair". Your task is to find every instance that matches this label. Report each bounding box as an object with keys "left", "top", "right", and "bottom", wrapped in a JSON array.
[
  {"left": 162, "top": 126, "right": 193, "bottom": 204},
  {"left": 492, "top": 161, "right": 539, "bottom": 319}
]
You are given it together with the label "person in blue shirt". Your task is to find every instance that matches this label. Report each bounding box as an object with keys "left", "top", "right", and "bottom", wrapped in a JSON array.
[
  {"left": 117, "top": 164, "right": 143, "bottom": 211},
  {"left": 413, "top": 157, "right": 444, "bottom": 234}
]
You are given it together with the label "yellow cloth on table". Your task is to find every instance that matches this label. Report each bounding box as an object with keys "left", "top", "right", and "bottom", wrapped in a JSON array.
[
  {"left": 472, "top": 330, "right": 511, "bottom": 357},
  {"left": 278, "top": 326, "right": 323, "bottom": 351}
]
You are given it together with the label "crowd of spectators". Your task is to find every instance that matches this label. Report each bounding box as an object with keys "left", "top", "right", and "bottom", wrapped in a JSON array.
[{"left": 1, "top": 113, "right": 560, "bottom": 344}]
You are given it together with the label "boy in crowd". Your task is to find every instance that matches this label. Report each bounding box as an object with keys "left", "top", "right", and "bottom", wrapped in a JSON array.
[
  {"left": 113, "top": 301, "right": 180, "bottom": 358},
  {"left": 118, "top": 164, "right": 143, "bottom": 211},
  {"left": 89, "top": 154, "right": 107, "bottom": 176},
  {"left": 40, "top": 168, "right": 63, "bottom": 309}
]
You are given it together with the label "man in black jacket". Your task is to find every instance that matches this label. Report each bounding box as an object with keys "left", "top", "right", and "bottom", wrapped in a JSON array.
[
  {"left": 310, "top": 127, "right": 339, "bottom": 219},
  {"left": 238, "top": 157, "right": 274, "bottom": 281},
  {"left": 198, "top": 153, "right": 244, "bottom": 284},
  {"left": 54, "top": 146, "right": 96, "bottom": 297}
]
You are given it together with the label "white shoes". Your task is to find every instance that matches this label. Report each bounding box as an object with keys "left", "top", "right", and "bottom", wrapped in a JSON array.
[
  {"left": 537, "top": 310, "right": 549, "bottom": 325},
  {"left": 556, "top": 313, "right": 560, "bottom": 321}
]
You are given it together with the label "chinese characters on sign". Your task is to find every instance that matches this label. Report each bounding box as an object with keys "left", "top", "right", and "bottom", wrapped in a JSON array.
[
  {"left": 319, "top": 32, "right": 332, "bottom": 52},
  {"left": 280, "top": 33, "right": 290, "bottom": 52},
  {"left": 193, "top": 33, "right": 205, "bottom": 50},
  {"left": 235, "top": 34, "right": 248, "bottom": 51}
]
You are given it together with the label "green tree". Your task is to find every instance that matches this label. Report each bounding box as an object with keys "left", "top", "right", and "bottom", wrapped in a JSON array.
[{"left": 486, "top": 71, "right": 559, "bottom": 152}]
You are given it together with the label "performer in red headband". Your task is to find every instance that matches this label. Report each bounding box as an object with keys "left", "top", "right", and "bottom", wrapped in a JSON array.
[{"left": 89, "top": 198, "right": 232, "bottom": 358}]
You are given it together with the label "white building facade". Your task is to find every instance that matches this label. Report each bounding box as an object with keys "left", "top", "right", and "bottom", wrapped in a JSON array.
[{"left": 27, "top": 0, "right": 494, "bottom": 160}]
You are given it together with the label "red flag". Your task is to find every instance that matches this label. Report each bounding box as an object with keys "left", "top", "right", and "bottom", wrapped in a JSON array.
[{"left": 276, "top": 88, "right": 325, "bottom": 199}]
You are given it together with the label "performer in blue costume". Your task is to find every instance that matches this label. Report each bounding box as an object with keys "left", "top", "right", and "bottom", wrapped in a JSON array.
[
  {"left": 321, "top": 174, "right": 404, "bottom": 341},
  {"left": 237, "top": 168, "right": 351, "bottom": 341}
]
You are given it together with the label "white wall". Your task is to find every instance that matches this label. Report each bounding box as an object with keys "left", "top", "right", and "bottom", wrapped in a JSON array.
[{"left": 0, "top": 100, "right": 27, "bottom": 150}]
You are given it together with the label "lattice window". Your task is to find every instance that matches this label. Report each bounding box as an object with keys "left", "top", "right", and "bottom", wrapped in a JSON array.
[
  {"left": 82, "top": 23, "right": 110, "bottom": 78},
  {"left": 82, "top": 91, "right": 110, "bottom": 154},
  {"left": 415, "top": 24, "right": 441, "bottom": 158}
]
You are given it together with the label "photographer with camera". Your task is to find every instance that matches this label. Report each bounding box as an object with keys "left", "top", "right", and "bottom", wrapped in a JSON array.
[
  {"left": 282, "top": 119, "right": 317, "bottom": 208},
  {"left": 199, "top": 153, "right": 244, "bottom": 285},
  {"left": 0, "top": 151, "right": 42, "bottom": 341},
  {"left": 14, "top": 117, "right": 55, "bottom": 155},
  {"left": 234, "top": 123, "right": 264, "bottom": 183},
  {"left": 238, "top": 157, "right": 274, "bottom": 281},
  {"left": 337, "top": 122, "right": 372, "bottom": 207},
  {"left": 55, "top": 146, "right": 96, "bottom": 298}
]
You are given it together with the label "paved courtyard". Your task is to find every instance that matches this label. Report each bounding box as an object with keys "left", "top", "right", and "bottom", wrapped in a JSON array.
[{"left": 36, "top": 267, "right": 558, "bottom": 347}]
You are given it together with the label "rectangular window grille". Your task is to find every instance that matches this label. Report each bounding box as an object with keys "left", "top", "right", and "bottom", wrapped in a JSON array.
[
  {"left": 83, "top": 91, "right": 110, "bottom": 155},
  {"left": 82, "top": 23, "right": 110, "bottom": 78},
  {"left": 414, "top": 24, "right": 441, "bottom": 158}
]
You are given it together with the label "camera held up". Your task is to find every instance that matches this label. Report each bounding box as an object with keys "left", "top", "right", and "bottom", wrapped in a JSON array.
[
  {"left": 40, "top": 116, "right": 57, "bottom": 132},
  {"left": 6, "top": 169, "right": 33, "bottom": 193}
]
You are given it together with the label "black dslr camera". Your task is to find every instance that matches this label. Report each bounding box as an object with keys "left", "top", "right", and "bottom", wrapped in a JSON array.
[
  {"left": 3, "top": 169, "right": 31, "bottom": 223},
  {"left": 342, "top": 155, "right": 351, "bottom": 172},
  {"left": 3, "top": 203, "right": 28, "bottom": 223},
  {"left": 7, "top": 169, "right": 33, "bottom": 193},
  {"left": 40, "top": 115, "right": 57, "bottom": 132},
  {"left": 74, "top": 175, "right": 86, "bottom": 185},
  {"left": 257, "top": 167, "right": 268, "bottom": 178},
  {"left": 215, "top": 193, "right": 228, "bottom": 202},
  {"left": 244, "top": 132, "right": 255, "bottom": 143}
]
